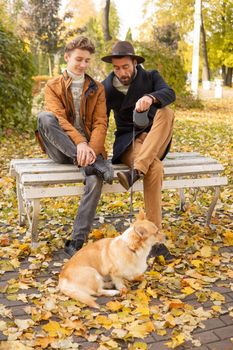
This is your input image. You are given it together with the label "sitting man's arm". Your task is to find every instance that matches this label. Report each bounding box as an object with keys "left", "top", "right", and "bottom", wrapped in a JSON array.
[
  {"left": 88, "top": 84, "right": 108, "bottom": 157},
  {"left": 44, "top": 82, "right": 98, "bottom": 166},
  {"left": 148, "top": 70, "right": 176, "bottom": 107},
  {"left": 135, "top": 71, "right": 176, "bottom": 112}
]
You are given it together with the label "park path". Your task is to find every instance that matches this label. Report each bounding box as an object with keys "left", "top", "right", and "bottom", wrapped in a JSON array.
[{"left": 0, "top": 216, "right": 232, "bottom": 350}]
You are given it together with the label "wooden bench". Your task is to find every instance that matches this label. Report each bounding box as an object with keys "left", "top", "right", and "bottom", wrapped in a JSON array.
[{"left": 9, "top": 152, "right": 228, "bottom": 246}]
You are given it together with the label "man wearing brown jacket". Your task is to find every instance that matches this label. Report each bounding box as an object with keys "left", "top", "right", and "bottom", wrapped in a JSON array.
[{"left": 38, "top": 36, "right": 109, "bottom": 256}]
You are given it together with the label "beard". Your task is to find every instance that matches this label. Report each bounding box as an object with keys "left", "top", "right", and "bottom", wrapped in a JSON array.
[{"left": 117, "top": 67, "right": 136, "bottom": 86}]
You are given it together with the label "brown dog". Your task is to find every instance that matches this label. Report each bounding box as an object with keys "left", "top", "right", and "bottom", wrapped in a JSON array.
[{"left": 58, "top": 211, "right": 164, "bottom": 308}]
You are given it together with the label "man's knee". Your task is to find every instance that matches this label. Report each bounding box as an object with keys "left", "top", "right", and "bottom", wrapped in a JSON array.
[
  {"left": 155, "top": 107, "right": 174, "bottom": 124},
  {"left": 146, "top": 159, "right": 163, "bottom": 178},
  {"left": 38, "top": 112, "right": 58, "bottom": 129},
  {"left": 85, "top": 175, "right": 103, "bottom": 192}
]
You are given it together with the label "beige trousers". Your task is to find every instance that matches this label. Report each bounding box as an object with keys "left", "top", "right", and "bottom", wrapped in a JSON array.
[{"left": 120, "top": 107, "right": 175, "bottom": 228}]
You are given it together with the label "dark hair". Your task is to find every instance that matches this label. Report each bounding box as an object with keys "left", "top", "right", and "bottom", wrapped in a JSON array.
[{"left": 65, "top": 36, "right": 95, "bottom": 54}]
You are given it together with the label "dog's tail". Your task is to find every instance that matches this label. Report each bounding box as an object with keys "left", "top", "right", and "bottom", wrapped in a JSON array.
[{"left": 58, "top": 279, "right": 99, "bottom": 309}]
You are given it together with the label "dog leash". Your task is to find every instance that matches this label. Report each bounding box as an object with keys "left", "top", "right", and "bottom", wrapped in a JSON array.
[
  {"left": 129, "top": 124, "right": 136, "bottom": 223},
  {"left": 129, "top": 109, "right": 150, "bottom": 223}
]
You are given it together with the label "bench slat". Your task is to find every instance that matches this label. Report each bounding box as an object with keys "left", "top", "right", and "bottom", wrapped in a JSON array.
[
  {"left": 10, "top": 152, "right": 203, "bottom": 176},
  {"left": 22, "top": 176, "right": 228, "bottom": 199},
  {"left": 13, "top": 157, "right": 220, "bottom": 178},
  {"left": 9, "top": 158, "right": 53, "bottom": 176},
  {"left": 164, "top": 152, "right": 201, "bottom": 158},
  {"left": 164, "top": 163, "right": 224, "bottom": 176},
  {"left": 20, "top": 164, "right": 224, "bottom": 185},
  {"left": 10, "top": 152, "right": 201, "bottom": 165},
  {"left": 163, "top": 157, "right": 218, "bottom": 167}
]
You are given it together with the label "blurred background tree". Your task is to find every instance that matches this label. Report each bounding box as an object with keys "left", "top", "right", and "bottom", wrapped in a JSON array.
[
  {"left": 18, "top": 0, "right": 66, "bottom": 76},
  {"left": 0, "top": 17, "right": 35, "bottom": 131},
  {"left": 206, "top": 0, "right": 233, "bottom": 86},
  {"left": 142, "top": 0, "right": 233, "bottom": 87}
]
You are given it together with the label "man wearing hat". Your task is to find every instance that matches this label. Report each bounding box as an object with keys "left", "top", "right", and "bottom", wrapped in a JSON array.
[{"left": 102, "top": 41, "right": 176, "bottom": 260}]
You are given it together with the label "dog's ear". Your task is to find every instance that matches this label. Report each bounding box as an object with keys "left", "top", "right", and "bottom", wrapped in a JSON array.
[
  {"left": 134, "top": 224, "right": 147, "bottom": 238},
  {"left": 136, "top": 210, "right": 146, "bottom": 221},
  {"left": 128, "top": 224, "right": 147, "bottom": 251}
]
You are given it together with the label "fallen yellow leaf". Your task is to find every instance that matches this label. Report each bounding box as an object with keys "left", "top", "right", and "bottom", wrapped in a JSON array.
[
  {"left": 224, "top": 231, "right": 233, "bottom": 246},
  {"left": 157, "top": 329, "right": 167, "bottom": 336},
  {"left": 210, "top": 291, "right": 225, "bottom": 302},
  {"left": 42, "top": 320, "right": 70, "bottom": 337},
  {"left": 111, "top": 328, "right": 128, "bottom": 339},
  {"left": 91, "top": 228, "right": 104, "bottom": 239},
  {"left": 95, "top": 315, "right": 112, "bottom": 329},
  {"left": 226, "top": 269, "right": 233, "bottom": 278},
  {"left": 0, "top": 341, "right": 34, "bottom": 350},
  {"left": 166, "top": 333, "right": 185, "bottom": 348},
  {"left": 126, "top": 321, "right": 154, "bottom": 338},
  {"left": 165, "top": 314, "right": 176, "bottom": 327},
  {"left": 181, "top": 286, "right": 195, "bottom": 295},
  {"left": 133, "top": 305, "right": 150, "bottom": 316},
  {"left": 130, "top": 342, "right": 148, "bottom": 349},
  {"left": 191, "top": 259, "right": 203, "bottom": 268},
  {"left": 106, "top": 300, "right": 123, "bottom": 311},
  {"left": 212, "top": 305, "right": 222, "bottom": 312},
  {"left": 169, "top": 302, "right": 186, "bottom": 310},
  {"left": 34, "top": 337, "right": 55, "bottom": 349},
  {"left": 200, "top": 245, "right": 212, "bottom": 258}
]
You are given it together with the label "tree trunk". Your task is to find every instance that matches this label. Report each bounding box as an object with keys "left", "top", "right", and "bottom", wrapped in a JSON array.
[
  {"left": 226, "top": 67, "right": 232, "bottom": 87},
  {"left": 53, "top": 52, "right": 61, "bottom": 76},
  {"left": 48, "top": 55, "right": 52, "bottom": 77},
  {"left": 222, "top": 65, "right": 226, "bottom": 85},
  {"left": 102, "top": 0, "right": 112, "bottom": 41},
  {"left": 200, "top": 10, "right": 210, "bottom": 82}
]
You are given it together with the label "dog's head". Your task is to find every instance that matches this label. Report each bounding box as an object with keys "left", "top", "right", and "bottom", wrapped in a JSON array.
[{"left": 127, "top": 210, "right": 164, "bottom": 251}]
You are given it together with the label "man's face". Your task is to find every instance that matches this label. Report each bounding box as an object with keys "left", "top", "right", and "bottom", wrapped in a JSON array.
[
  {"left": 64, "top": 48, "right": 91, "bottom": 76},
  {"left": 112, "top": 57, "right": 137, "bottom": 85}
]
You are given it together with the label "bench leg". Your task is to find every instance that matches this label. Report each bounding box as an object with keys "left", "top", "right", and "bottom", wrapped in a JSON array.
[
  {"left": 16, "top": 176, "right": 26, "bottom": 226},
  {"left": 30, "top": 199, "right": 40, "bottom": 247},
  {"left": 206, "top": 187, "right": 220, "bottom": 230},
  {"left": 179, "top": 188, "right": 186, "bottom": 211}
]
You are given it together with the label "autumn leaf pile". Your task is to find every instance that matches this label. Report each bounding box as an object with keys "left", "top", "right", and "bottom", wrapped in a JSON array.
[{"left": 0, "top": 99, "right": 232, "bottom": 350}]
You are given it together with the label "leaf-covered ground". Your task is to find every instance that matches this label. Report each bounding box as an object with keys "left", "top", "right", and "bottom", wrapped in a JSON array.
[{"left": 0, "top": 99, "right": 232, "bottom": 350}]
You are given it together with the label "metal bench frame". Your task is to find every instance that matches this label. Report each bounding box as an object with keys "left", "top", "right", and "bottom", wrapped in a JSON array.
[{"left": 9, "top": 152, "right": 228, "bottom": 246}]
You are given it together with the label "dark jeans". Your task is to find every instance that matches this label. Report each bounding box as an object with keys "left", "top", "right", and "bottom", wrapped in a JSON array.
[{"left": 38, "top": 112, "right": 103, "bottom": 242}]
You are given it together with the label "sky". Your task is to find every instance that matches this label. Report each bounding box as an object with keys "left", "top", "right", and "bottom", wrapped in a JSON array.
[{"left": 94, "top": 0, "right": 145, "bottom": 40}]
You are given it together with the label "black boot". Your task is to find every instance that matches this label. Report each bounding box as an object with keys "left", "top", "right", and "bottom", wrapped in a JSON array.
[
  {"left": 149, "top": 244, "right": 175, "bottom": 261},
  {"left": 84, "top": 155, "right": 114, "bottom": 184},
  {"left": 117, "top": 169, "right": 141, "bottom": 190},
  {"left": 64, "top": 239, "right": 84, "bottom": 257}
]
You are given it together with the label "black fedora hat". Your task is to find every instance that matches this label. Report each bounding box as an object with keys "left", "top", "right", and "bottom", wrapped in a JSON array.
[{"left": 101, "top": 41, "right": 145, "bottom": 64}]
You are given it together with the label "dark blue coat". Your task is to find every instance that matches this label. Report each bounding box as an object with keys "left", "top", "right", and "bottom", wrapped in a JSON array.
[{"left": 102, "top": 65, "right": 176, "bottom": 164}]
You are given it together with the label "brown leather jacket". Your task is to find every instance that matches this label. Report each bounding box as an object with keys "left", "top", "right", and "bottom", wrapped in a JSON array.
[{"left": 43, "top": 70, "right": 107, "bottom": 157}]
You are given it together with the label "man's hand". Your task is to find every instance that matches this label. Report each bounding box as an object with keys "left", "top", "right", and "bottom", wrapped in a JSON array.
[
  {"left": 135, "top": 95, "right": 154, "bottom": 112},
  {"left": 76, "top": 143, "right": 96, "bottom": 167}
]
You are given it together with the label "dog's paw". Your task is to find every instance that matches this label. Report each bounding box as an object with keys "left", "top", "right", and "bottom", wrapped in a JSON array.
[
  {"left": 132, "top": 274, "right": 144, "bottom": 282},
  {"left": 91, "top": 302, "right": 100, "bottom": 309},
  {"left": 120, "top": 287, "right": 128, "bottom": 296}
]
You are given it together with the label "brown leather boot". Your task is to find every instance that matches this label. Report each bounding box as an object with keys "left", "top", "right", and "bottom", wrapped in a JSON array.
[{"left": 117, "top": 169, "right": 141, "bottom": 190}]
